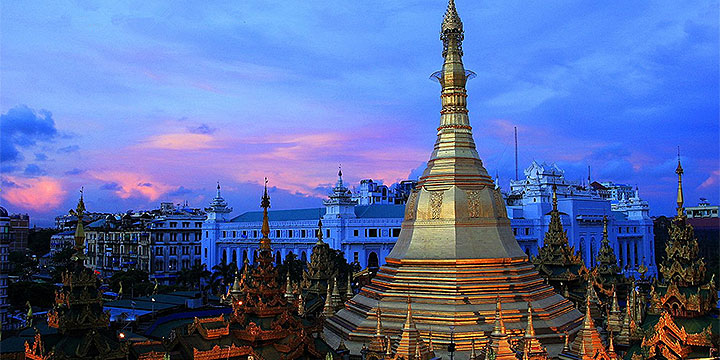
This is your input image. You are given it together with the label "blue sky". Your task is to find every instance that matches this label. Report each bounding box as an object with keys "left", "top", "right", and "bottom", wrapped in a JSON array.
[{"left": 1, "top": 0, "right": 718, "bottom": 226}]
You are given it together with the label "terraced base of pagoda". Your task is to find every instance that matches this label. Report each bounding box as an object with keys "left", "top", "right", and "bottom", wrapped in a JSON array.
[{"left": 324, "top": 256, "right": 582, "bottom": 357}]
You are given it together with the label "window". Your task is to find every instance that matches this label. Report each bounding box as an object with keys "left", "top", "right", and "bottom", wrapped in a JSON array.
[
  {"left": 205, "top": 231, "right": 209, "bottom": 237},
  {"left": 156, "top": 247, "right": 164, "bottom": 255},
  {"left": 353, "top": 229, "right": 359, "bottom": 237},
  {"left": 232, "top": 231, "right": 237, "bottom": 238},
  {"left": 288, "top": 230, "right": 293, "bottom": 238},
  {"left": 618, "top": 227, "right": 622, "bottom": 234},
  {"left": 301, "top": 230, "right": 307, "bottom": 238},
  {"left": 204, "top": 248, "right": 207, "bottom": 257},
  {"left": 392, "top": 228, "right": 401, "bottom": 237},
  {"left": 368, "top": 229, "right": 378, "bottom": 237},
  {"left": 525, "top": 228, "right": 530, "bottom": 235},
  {"left": 170, "top": 222, "right": 177, "bottom": 228},
  {"left": 276, "top": 230, "right": 281, "bottom": 238},
  {"left": 182, "top": 246, "right": 189, "bottom": 255},
  {"left": 253, "top": 230, "right": 258, "bottom": 238},
  {"left": 326, "top": 229, "right": 330, "bottom": 238},
  {"left": 223, "top": 231, "right": 227, "bottom": 238},
  {"left": 195, "top": 246, "right": 201, "bottom": 255},
  {"left": 195, "top": 222, "right": 202, "bottom": 228},
  {"left": 633, "top": 227, "right": 637, "bottom": 233},
  {"left": 182, "top": 222, "right": 190, "bottom": 228},
  {"left": 513, "top": 228, "right": 517, "bottom": 235},
  {"left": 354, "top": 252, "right": 359, "bottom": 263},
  {"left": 182, "top": 233, "right": 189, "bottom": 242}
]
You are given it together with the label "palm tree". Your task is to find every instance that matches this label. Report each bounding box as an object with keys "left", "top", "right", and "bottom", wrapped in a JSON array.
[{"left": 211, "top": 262, "right": 238, "bottom": 295}]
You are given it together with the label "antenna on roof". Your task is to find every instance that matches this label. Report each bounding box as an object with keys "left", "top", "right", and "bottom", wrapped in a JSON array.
[
  {"left": 514, "top": 126, "right": 518, "bottom": 181},
  {"left": 587, "top": 165, "right": 591, "bottom": 186}
]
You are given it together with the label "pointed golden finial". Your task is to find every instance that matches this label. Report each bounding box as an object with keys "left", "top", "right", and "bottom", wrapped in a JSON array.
[
  {"left": 552, "top": 184, "right": 558, "bottom": 211},
  {"left": 442, "top": 0, "right": 463, "bottom": 33},
  {"left": 525, "top": 302, "right": 536, "bottom": 338},
  {"left": 675, "top": 146, "right": 684, "bottom": 217},
  {"left": 470, "top": 338, "right": 477, "bottom": 359},
  {"left": 316, "top": 216, "right": 324, "bottom": 244},
  {"left": 403, "top": 295, "right": 417, "bottom": 329},
  {"left": 259, "top": 178, "right": 271, "bottom": 251},
  {"left": 601, "top": 215, "right": 609, "bottom": 246},
  {"left": 70, "top": 187, "right": 87, "bottom": 260},
  {"left": 375, "top": 304, "right": 383, "bottom": 336},
  {"left": 492, "top": 296, "right": 506, "bottom": 335},
  {"left": 583, "top": 289, "right": 596, "bottom": 330}
]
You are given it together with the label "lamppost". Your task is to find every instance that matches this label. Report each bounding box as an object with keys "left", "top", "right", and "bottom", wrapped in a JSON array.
[{"left": 448, "top": 326, "right": 456, "bottom": 360}]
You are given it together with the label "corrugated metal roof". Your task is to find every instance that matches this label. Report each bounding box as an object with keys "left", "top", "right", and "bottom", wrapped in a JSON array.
[{"left": 230, "top": 204, "right": 405, "bottom": 223}]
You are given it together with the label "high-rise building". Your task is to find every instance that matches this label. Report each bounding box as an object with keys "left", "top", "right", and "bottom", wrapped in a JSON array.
[
  {"left": 9, "top": 213, "right": 29, "bottom": 251},
  {"left": 0, "top": 206, "right": 12, "bottom": 330},
  {"left": 324, "top": 1, "right": 582, "bottom": 357}
]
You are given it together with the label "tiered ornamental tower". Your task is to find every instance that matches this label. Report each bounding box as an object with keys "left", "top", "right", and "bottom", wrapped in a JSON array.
[{"left": 323, "top": 1, "right": 582, "bottom": 357}]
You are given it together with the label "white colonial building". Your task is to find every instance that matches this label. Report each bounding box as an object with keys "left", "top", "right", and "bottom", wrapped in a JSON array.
[
  {"left": 202, "top": 171, "right": 404, "bottom": 270},
  {"left": 505, "top": 161, "right": 657, "bottom": 278},
  {"left": 202, "top": 163, "right": 657, "bottom": 279}
]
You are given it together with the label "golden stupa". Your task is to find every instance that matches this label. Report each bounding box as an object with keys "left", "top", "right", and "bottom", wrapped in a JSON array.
[{"left": 324, "top": 0, "right": 582, "bottom": 357}]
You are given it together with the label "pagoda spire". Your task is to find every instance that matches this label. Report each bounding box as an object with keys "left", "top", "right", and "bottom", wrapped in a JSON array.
[
  {"left": 485, "top": 298, "right": 516, "bottom": 360},
  {"left": 70, "top": 188, "right": 86, "bottom": 262},
  {"left": 675, "top": 147, "right": 684, "bottom": 217},
  {"left": 522, "top": 303, "right": 547, "bottom": 359},
  {"left": 492, "top": 297, "right": 506, "bottom": 336},
  {"left": 316, "top": 217, "right": 324, "bottom": 245},
  {"left": 259, "top": 178, "right": 271, "bottom": 251}
]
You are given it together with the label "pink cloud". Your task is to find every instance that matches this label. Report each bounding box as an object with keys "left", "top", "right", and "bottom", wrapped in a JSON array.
[
  {"left": 699, "top": 170, "right": 720, "bottom": 189},
  {"left": 89, "top": 171, "right": 173, "bottom": 201},
  {"left": 140, "top": 133, "right": 217, "bottom": 150},
  {"left": 1, "top": 176, "right": 67, "bottom": 212}
]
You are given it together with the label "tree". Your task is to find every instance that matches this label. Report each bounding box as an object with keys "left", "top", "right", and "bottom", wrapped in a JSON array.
[
  {"left": 109, "top": 269, "right": 152, "bottom": 297},
  {"left": 210, "top": 262, "right": 238, "bottom": 296},
  {"left": 8, "top": 281, "right": 55, "bottom": 309},
  {"left": 50, "top": 244, "right": 76, "bottom": 282},
  {"left": 277, "top": 252, "right": 305, "bottom": 284},
  {"left": 177, "top": 264, "right": 211, "bottom": 290},
  {"left": 27, "top": 228, "right": 59, "bottom": 256}
]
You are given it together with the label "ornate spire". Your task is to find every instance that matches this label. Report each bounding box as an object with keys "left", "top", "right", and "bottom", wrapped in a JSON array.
[
  {"left": 259, "top": 178, "right": 271, "bottom": 251},
  {"left": 525, "top": 303, "right": 536, "bottom": 337},
  {"left": 375, "top": 306, "right": 383, "bottom": 336},
  {"left": 441, "top": 0, "right": 463, "bottom": 55},
  {"left": 594, "top": 215, "right": 621, "bottom": 278},
  {"left": 70, "top": 188, "right": 86, "bottom": 261},
  {"left": 675, "top": 147, "right": 684, "bottom": 217},
  {"left": 404, "top": 295, "right": 415, "bottom": 330},
  {"left": 316, "top": 217, "right": 324, "bottom": 245},
  {"left": 492, "top": 296, "right": 506, "bottom": 336}
]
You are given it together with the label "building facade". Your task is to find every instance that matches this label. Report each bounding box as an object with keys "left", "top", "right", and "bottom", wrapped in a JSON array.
[
  {"left": 202, "top": 164, "right": 657, "bottom": 279},
  {"left": 82, "top": 202, "right": 205, "bottom": 283},
  {"left": 202, "top": 173, "right": 404, "bottom": 271},
  {"left": 9, "top": 213, "right": 29, "bottom": 251},
  {"left": 685, "top": 198, "right": 719, "bottom": 218},
  {"left": 505, "top": 161, "right": 657, "bottom": 278}
]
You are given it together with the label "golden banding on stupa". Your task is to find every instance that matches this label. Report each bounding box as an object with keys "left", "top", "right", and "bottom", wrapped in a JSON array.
[{"left": 323, "top": 0, "right": 582, "bottom": 357}]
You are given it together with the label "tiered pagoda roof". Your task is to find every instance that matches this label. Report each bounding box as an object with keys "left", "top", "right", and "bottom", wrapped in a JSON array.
[
  {"left": 629, "top": 158, "right": 719, "bottom": 360},
  {"left": 25, "top": 191, "right": 128, "bottom": 360},
  {"left": 324, "top": 1, "right": 582, "bottom": 357},
  {"left": 167, "top": 181, "right": 329, "bottom": 359}
]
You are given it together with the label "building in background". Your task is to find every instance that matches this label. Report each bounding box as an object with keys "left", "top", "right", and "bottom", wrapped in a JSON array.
[
  {"left": 685, "top": 198, "right": 719, "bottom": 218},
  {"left": 8, "top": 213, "right": 29, "bottom": 251},
  {"left": 83, "top": 202, "right": 205, "bottom": 284},
  {"left": 0, "top": 206, "right": 12, "bottom": 330},
  {"left": 505, "top": 161, "right": 657, "bottom": 278},
  {"left": 353, "top": 178, "right": 417, "bottom": 205},
  {"left": 202, "top": 172, "right": 405, "bottom": 271}
]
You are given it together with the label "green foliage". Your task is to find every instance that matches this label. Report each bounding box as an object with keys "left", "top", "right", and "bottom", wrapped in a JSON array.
[
  {"left": 211, "top": 262, "right": 238, "bottom": 296},
  {"left": 177, "top": 264, "right": 211, "bottom": 290},
  {"left": 8, "top": 281, "right": 55, "bottom": 310},
  {"left": 276, "top": 252, "right": 305, "bottom": 283},
  {"left": 109, "top": 269, "right": 152, "bottom": 296},
  {"left": 50, "top": 244, "right": 76, "bottom": 282}
]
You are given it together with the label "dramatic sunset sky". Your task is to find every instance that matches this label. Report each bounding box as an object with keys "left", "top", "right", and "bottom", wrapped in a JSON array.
[{"left": 1, "top": 1, "right": 718, "bottom": 226}]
